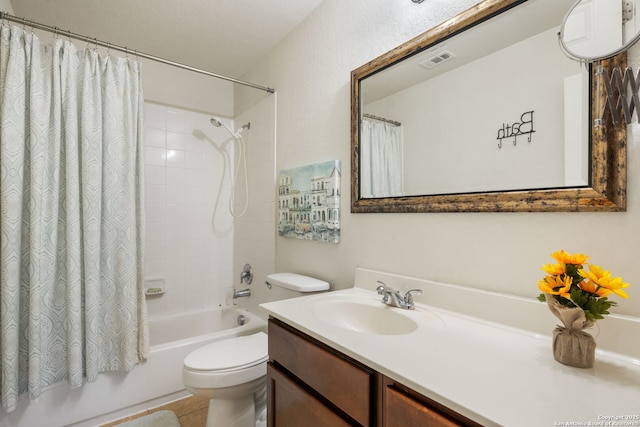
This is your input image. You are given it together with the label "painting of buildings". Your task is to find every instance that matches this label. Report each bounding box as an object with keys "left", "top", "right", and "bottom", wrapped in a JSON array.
[{"left": 278, "top": 160, "right": 341, "bottom": 243}]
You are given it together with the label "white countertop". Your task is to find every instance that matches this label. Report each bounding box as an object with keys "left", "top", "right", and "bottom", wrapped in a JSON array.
[{"left": 260, "top": 287, "right": 640, "bottom": 427}]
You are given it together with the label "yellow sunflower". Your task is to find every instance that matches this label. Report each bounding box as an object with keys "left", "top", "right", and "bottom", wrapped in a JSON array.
[
  {"left": 578, "top": 264, "right": 630, "bottom": 299},
  {"left": 551, "top": 249, "right": 589, "bottom": 266},
  {"left": 541, "top": 262, "right": 565, "bottom": 276},
  {"left": 538, "top": 275, "right": 572, "bottom": 299}
]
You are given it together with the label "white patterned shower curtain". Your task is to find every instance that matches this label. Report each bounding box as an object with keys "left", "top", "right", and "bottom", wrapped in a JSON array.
[
  {"left": 0, "top": 25, "right": 148, "bottom": 412},
  {"left": 360, "top": 118, "right": 403, "bottom": 198}
]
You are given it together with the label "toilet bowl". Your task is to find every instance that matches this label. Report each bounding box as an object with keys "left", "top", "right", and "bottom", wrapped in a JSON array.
[
  {"left": 182, "top": 273, "right": 330, "bottom": 427},
  {"left": 182, "top": 332, "right": 268, "bottom": 427}
]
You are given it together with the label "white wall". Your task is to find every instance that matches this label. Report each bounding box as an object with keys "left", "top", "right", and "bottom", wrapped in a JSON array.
[
  {"left": 241, "top": 0, "right": 639, "bottom": 318},
  {"left": 0, "top": 0, "right": 11, "bottom": 13},
  {"left": 142, "top": 60, "right": 234, "bottom": 118},
  {"left": 232, "top": 95, "right": 277, "bottom": 316}
]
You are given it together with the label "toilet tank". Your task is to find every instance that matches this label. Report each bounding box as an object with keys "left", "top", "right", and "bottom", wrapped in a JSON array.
[{"left": 265, "top": 273, "right": 329, "bottom": 302}]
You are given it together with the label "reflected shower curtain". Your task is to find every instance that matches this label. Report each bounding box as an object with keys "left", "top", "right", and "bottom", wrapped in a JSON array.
[
  {"left": 360, "top": 118, "right": 403, "bottom": 198},
  {"left": 0, "top": 26, "right": 148, "bottom": 411}
]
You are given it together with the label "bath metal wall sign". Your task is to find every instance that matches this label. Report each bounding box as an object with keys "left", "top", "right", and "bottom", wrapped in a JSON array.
[{"left": 496, "top": 110, "right": 535, "bottom": 148}]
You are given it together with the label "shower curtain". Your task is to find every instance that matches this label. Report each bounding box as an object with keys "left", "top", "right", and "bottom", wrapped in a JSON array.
[
  {"left": 360, "top": 118, "right": 403, "bottom": 198},
  {"left": 0, "top": 25, "right": 148, "bottom": 412}
]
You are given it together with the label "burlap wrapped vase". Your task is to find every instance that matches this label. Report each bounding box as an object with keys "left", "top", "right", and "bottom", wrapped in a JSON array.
[{"left": 545, "top": 294, "right": 596, "bottom": 368}]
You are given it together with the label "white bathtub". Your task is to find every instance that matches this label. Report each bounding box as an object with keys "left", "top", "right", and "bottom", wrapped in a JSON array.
[{"left": 0, "top": 307, "right": 267, "bottom": 427}]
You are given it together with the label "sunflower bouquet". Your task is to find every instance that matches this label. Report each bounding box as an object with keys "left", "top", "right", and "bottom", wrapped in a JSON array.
[
  {"left": 537, "top": 250, "right": 629, "bottom": 321},
  {"left": 537, "top": 250, "right": 630, "bottom": 368}
]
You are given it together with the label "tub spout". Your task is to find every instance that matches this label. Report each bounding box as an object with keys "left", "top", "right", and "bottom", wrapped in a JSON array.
[{"left": 233, "top": 288, "right": 251, "bottom": 299}]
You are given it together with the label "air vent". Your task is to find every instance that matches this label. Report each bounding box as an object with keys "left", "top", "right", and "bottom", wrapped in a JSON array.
[{"left": 419, "top": 51, "right": 456, "bottom": 69}]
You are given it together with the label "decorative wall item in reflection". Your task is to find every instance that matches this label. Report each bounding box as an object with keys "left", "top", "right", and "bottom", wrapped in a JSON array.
[
  {"left": 559, "top": 0, "right": 640, "bottom": 126},
  {"left": 496, "top": 111, "right": 536, "bottom": 148},
  {"left": 278, "top": 160, "right": 341, "bottom": 244},
  {"left": 599, "top": 66, "right": 640, "bottom": 125}
]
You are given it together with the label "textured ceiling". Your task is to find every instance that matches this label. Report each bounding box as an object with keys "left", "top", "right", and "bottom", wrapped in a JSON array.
[{"left": 9, "top": 0, "right": 323, "bottom": 79}]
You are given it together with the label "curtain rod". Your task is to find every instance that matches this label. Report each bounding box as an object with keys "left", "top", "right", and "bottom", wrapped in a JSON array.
[
  {"left": 363, "top": 113, "right": 401, "bottom": 126},
  {"left": 0, "top": 11, "right": 275, "bottom": 94}
]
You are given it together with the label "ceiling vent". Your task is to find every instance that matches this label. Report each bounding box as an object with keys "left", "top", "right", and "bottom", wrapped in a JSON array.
[{"left": 419, "top": 51, "right": 456, "bottom": 69}]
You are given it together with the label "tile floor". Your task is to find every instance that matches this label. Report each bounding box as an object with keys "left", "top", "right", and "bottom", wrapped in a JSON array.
[{"left": 100, "top": 396, "right": 208, "bottom": 427}]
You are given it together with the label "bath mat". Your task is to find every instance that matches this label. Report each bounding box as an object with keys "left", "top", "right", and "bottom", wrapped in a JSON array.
[{"left": 116, "top": 410, "right": 180, "bottom": 427}]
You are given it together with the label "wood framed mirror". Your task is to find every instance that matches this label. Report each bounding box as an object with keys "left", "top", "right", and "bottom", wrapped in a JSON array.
[{"left": 350, "top": 0, "right": 626, "bottom": 213}]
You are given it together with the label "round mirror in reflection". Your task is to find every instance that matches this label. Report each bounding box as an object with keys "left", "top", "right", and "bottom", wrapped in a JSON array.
[{"left": 559, "top": 0, "right": 640, "bottom": 61}]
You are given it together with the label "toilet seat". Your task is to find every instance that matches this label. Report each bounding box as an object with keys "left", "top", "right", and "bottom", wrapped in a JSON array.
[
  {"left": 184, "top": 332, "right": 268, "bottom": 372},
  {"left": 182, "top": 332, "right": 268, "bottom": 389}
]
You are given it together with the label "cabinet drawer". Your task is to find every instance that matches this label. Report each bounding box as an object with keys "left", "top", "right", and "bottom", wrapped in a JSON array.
[
  {"left": 268, "top": 363, "right": 352, "bottom": 427},
  {"left": 268, "top": 318, "right": 375, "bottom": 426}
]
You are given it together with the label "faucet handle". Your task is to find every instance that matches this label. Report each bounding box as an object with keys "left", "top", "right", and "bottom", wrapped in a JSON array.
[
  {"left": 376, "top": 280, "right": 388, "bottom": 294},
  {"left": 403, "top": 289, "right": 422, "bottom": 305}
]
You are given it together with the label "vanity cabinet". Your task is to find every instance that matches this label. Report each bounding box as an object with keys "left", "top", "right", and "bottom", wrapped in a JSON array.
[
  {"left": 267, "top": 318, "right": 378, "bottom": 426},
  {"left": 267, "top": 318, "right": 481, "bottom": 427}
]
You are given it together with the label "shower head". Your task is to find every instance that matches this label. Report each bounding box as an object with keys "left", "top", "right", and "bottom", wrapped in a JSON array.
[
  {"left": 209, "top": 117, "right": 250, "bottom": 139},
  {"left": 210, "top": 116, "right": 238, "bottom": 139}
]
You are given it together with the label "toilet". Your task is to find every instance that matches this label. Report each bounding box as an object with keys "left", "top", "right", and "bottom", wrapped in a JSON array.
[{"left": 182, "top": 273, "right": 330, "bottom": 427}]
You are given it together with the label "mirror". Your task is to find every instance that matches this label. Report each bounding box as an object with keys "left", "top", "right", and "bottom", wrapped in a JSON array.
[
  {"left": 560, "top": 0, "right": 640, "bottom": 61},
  {"left": 351, "top": 0, "right": 626, "bottom": 213}
]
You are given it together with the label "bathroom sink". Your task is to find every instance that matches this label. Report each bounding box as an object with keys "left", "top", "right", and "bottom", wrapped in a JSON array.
[{"left": 312, "top": 300, "right": 418, "bottom": 335}]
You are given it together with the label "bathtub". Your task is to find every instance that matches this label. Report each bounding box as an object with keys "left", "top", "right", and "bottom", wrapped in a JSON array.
[{"left": 0, "top": 307, "right": 267, "bottom": 427}]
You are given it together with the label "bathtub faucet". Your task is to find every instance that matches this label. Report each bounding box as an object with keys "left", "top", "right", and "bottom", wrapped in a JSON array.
[{"left": 233, "top": 288, "right": 251, "bottom": 299}]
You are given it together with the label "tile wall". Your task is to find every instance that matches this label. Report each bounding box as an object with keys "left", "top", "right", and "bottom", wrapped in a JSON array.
[{"left": 143, "top": 102, "right": 236, "bottom": 318}]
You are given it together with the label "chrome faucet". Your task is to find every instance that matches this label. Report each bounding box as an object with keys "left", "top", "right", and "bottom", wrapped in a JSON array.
[
  {"left": 233, "top": 288, "right": 251, "bottom": 299},
  {"left": 375, "top": 281, "right": 422, "bottom": 310}
]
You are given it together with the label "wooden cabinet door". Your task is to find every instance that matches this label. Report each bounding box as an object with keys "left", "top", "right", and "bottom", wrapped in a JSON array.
[
  {"left": 267, "top": 363, "right": 352, "bottom": 427},
  {"left": 268, "top": 319, "right": 375, "bottom": 425},
  {"left": 384, "top": 386, "right": 464, "bottom": 427}
]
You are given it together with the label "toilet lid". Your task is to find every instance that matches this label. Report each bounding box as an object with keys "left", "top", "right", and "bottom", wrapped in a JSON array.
[{"left": 184, "top": 332, "right": 268, "bottom": 371}]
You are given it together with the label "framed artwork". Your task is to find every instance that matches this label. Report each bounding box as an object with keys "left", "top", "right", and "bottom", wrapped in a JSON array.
[{"left": 278, "top": 160, "right": 341, "bottom": 244}]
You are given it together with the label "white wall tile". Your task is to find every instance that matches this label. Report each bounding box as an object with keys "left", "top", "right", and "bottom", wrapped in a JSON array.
[
  {"left": 186, "top": 136, "right": 205, "bottom": 153},
  {"left": 186, "top": 151, "right": 205, "bottom": 170},
  {"left": 166, "top": 186, "right": 186, "bottom": 205},
  {"left": 145, "top": 146, "right": 166, "bottom": 166},
  {"left": 143, "top": 103, "right": 236, "bottom": 319},
  {"left": 166, "top": 168, "right": 186, "bottom": 186},
  {"left": 166, "top": 149, "right": 185, "bottom": 168},
  {"left": 145, "top": 128, "right": 166, "bottom": 148},
  {"left": 166, "top": 131, "right": 186, "bottom": 151},
  {"left": 145, "top": 222, "right": 166, "bottom": 241},
  {"left": 145, "top": 185, "right": 166, "bottom": 204},
  {"left": 145, "top": 203, "right": 166, "bottom": 223},
  {"left": 166, "top": 204, "right": 186, "bottom": 222},
  {"left": 144, "top": 104, "right": 166, "bottom": 130},
  {"left": 145, "top": 241, "right": 167, "bottom": 261},
  {"left": 166, "top": 110, "right": 186, "bottom": 132},
  {"left": 145, "top": 165, "right": 166, "bottom": 185}
]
